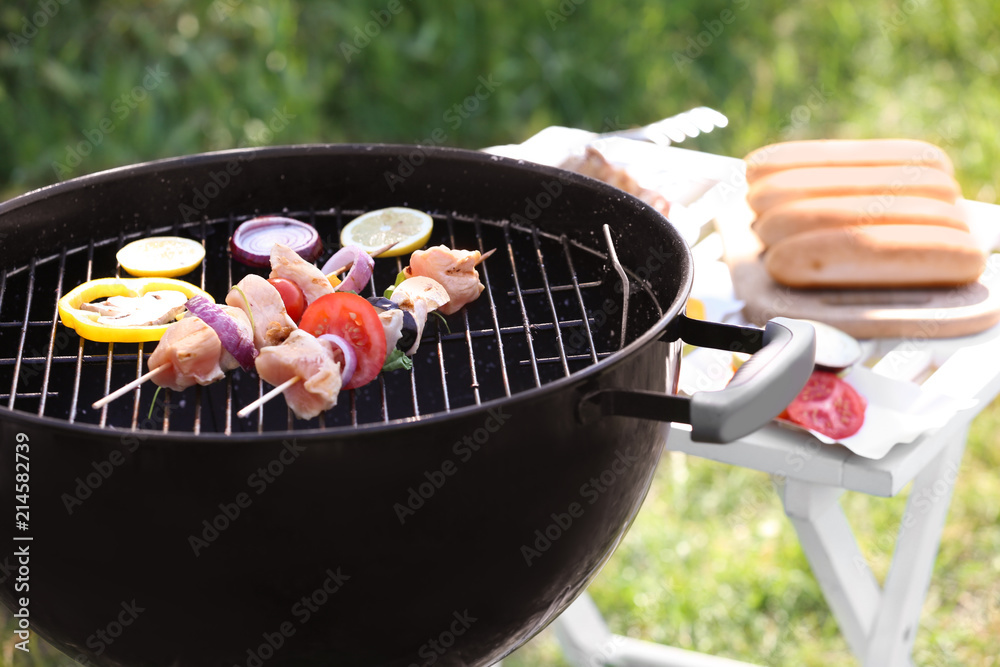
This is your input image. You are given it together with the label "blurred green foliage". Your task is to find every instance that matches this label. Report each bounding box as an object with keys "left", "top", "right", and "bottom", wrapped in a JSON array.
[{"left": 1, "top": 0, "right": 998, "bottom": 201}]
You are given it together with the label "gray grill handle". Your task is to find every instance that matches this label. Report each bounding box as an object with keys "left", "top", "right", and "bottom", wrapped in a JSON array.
[{"left": 579, "top": 316, "right": 816, "bottom": 444}]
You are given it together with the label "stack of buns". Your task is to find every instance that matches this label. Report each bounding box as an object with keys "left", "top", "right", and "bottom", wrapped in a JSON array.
[{"left": 744, "top": 139, "right": 985, "bottom": 288}]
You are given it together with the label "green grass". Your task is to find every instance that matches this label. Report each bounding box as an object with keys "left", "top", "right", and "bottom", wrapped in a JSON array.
[{"left": 2, "top": 0, "right": 1000, "bottom": 664}]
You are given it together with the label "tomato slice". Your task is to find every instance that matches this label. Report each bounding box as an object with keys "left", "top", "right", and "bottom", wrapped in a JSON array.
[
  {"left": 784, "top": 371, "right": 867, "bottom": 440},
  {"left": 298, "top": 292, "right": 387, "bottom": 390},
  {"left": 267, "top": 278, "right": 306, "bottom": 324}
]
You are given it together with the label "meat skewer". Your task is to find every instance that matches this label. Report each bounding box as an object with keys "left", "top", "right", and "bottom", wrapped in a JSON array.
[
  {"left": 92, "top": 366, "right": 168, "bottom": 409},
  {"left": 238, "top": 329, "right": 343, "bottom": 420},
  {"left": 96, "top": 240, "right": 491, "bottom": 417},
  {"left": 403, "top": 245, "right": 486, "bottom": 315},
  {"left": 94, "top": 301, "right": 258, "bottom": 407},
  {"left": 237, "top": 376, "right": 301, "bottom": 417}
]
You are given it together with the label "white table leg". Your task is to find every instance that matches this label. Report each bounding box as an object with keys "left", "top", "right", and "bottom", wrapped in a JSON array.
[
  {"left": 781, "top": 479, "right": 881, "bottom": 658},
  {"left": 783, "top": 428, "right": 968, "bottom": 667},
  {"left": 863, "top": 429, "right": 967, "bottom": 667}
]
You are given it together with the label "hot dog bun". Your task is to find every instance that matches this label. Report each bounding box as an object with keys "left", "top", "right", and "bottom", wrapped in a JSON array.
[
  {"left": 764, "top": 224, "right": 985, "bottom": 288},
  {"left": 747, "top": 165, "right": 961, "bottom": 216},
  {"left": 752, "top": 195, "right": 969, "bottom": 248},
  {"left": 745, "top": 139, "right": 954, "bottom": 183}
]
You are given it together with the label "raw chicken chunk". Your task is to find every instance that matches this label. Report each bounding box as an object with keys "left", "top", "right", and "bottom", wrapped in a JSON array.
[
  {"left": 226, "top": 274, "right": 296, "bottom": 349},
  {"left": 269, "top": 243, "right": 334, "bottom": 304},
  {"left": 559, "top": 146, "right": 671, "bottom": 217},
  {"left": 254, "top": 330, "right": 343, "bottom": 420},
  {"left": 406, "top": 246, "right": 484, "bottom": 315},
  {"left": 148, "top": 316, "right": 225, "bottom": 391}
]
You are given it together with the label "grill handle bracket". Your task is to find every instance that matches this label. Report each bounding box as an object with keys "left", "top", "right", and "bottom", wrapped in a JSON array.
[{"left": 579, "top": 316, "right": 815, "bottom": 444}]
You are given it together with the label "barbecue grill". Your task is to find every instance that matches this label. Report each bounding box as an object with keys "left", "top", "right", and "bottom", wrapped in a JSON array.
[{"left": 0, "top": 144, "right": 813, "bottom": 666}]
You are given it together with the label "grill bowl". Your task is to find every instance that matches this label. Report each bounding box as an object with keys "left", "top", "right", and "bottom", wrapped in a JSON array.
[{"left": 0, "top": 145, "right": 691, "bottom": 666}]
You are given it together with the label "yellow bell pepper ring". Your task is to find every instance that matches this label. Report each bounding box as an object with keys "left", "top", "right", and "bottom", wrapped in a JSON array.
[{"left": 57, "top": 277, "right": 214, "bottom": 343}]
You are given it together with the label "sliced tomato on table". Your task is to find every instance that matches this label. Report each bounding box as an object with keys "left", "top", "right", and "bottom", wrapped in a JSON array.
[
  {"left": 299, "top": 292, "right": 386, "bottom": 390},
  {"left": 267, "top": 278, "right": 306, "bottom": 324},
  {"left": 783, "top": 370, "right": 867, "bottom": 440}
]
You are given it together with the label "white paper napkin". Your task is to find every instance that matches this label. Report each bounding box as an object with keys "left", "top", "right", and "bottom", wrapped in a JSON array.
[{"left": 776, "top": 365, "right": 978, "bottom": 459}]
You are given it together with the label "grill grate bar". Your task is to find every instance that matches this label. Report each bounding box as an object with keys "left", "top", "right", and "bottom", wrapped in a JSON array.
[
  {"left": 532, "top": 228, "right": 570, "bottom": 377},
  {"left": 515, "top": 281, "right": 602, "bottom": 295},
  {"left": 7, "top": 259, "right": 36, "bottom": 410},
  {"left": 2, "top": 353, "right": 146, "bottom": 366},
  {"left": 450, "top": 216, "right": 481, "bottom": 406},
  {"left": 0, "top": 320, "right": 74, "bottom": 328},
  {"left": 522, "top": 352, "right": 613, "bottom": 366},
  {"left": 68, "top": 240, "right": 95, "bottom": 423},
  {"left": 2, "top": 392, "right": 59, "bottom": 401},
  {"left": 130, "top": 343, "right": 144, "bottom": 430},
  {"left": 37, "top": 250, "right": 67, "bottom": 416},
  {"left": 0, "top": 268, "right": 7, "bottom": 321},
  {"left": 503, "top": 224, "right": 541, "bottom": 388},
  {"left": 99, "top": 234, "right": 127, "bottom": 427},
  {"left": 562, "top": 236, "right": 600, "bottom": 365},
  {"left": 192, "top": 218, "right": 210, "bottom": 435},
  {"left": 160, "top": 389, "right": 171, "bottom": 432},
  {"left": 193, "top": 385, "right": 203, "bottom": 435},
  {"left": 476, "top": 219, "right": 511, "bottom": 398},
  {"left": 99, "top": 342, "right": 115, "bottom": 427},
  {"left": 225, "top": 215, "right": 236, "bottom": 435},
  {"left": 435, "top": 329, "right": 450, "bottom": 412}
]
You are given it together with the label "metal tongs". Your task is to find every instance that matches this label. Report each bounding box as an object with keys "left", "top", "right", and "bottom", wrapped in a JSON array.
[{"left": 591, "top": 106, "right": 728, "bottom": 147}]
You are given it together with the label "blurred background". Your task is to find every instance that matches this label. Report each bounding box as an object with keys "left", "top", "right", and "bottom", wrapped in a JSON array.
[{"left": 1, "top": 0, "right": 999, "bottom": 665}]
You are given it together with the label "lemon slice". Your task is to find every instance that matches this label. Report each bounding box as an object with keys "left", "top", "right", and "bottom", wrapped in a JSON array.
[
  {"left": 117, "top": 236, "right": 206, "bottom": 277},
  {"left": 685, "top": 298, "right": 706, "bottom": 320},
  {"left": 340, "top": 207, "right": 433, "bottom": 257}
]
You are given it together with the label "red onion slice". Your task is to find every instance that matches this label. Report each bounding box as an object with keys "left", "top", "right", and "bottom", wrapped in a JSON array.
[
  {"left": 231, "top": 217, "right": 322, "bottom": 268},
  {"left": 321, "top": 245, "right": 375, "bottom": 294},
  {"left": 318, "top": 334, "right": 357, "bottom": 386},
  {"left": 185, "top": 296, "right": 258, "bottom": 372}
]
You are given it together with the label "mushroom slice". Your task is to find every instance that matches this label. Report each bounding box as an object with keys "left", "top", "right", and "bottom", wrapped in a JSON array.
[{"left": 389, "top": 277, "right": 450, "bottom": 355}]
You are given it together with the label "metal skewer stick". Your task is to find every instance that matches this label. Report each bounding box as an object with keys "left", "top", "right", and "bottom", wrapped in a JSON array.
[
  {"left": 237, "top": 376, "right": 301, "bottom": 418},
  {"left": 92, "top": 365, "right": 167, "bottom": 409}
]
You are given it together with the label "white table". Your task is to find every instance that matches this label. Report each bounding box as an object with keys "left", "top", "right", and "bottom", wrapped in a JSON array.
[
  {"left": 553, "top": 320, "right": 1000, "bottom": 666},
  {"left": 551, "top": 216, "right": 1000, "bottom": 667},
  {"left": 484, "top": 133, "right": 1000, "bottom": 665}
]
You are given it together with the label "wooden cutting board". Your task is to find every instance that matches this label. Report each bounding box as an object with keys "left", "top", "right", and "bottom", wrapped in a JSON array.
[{"left": 714, "top": 198, "right": 1000, "bottom": 339}]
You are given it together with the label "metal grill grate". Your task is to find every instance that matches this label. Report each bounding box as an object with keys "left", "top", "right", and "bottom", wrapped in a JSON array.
[{"left": 0, "top": 209, "right": 663, "bottom": 434}]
